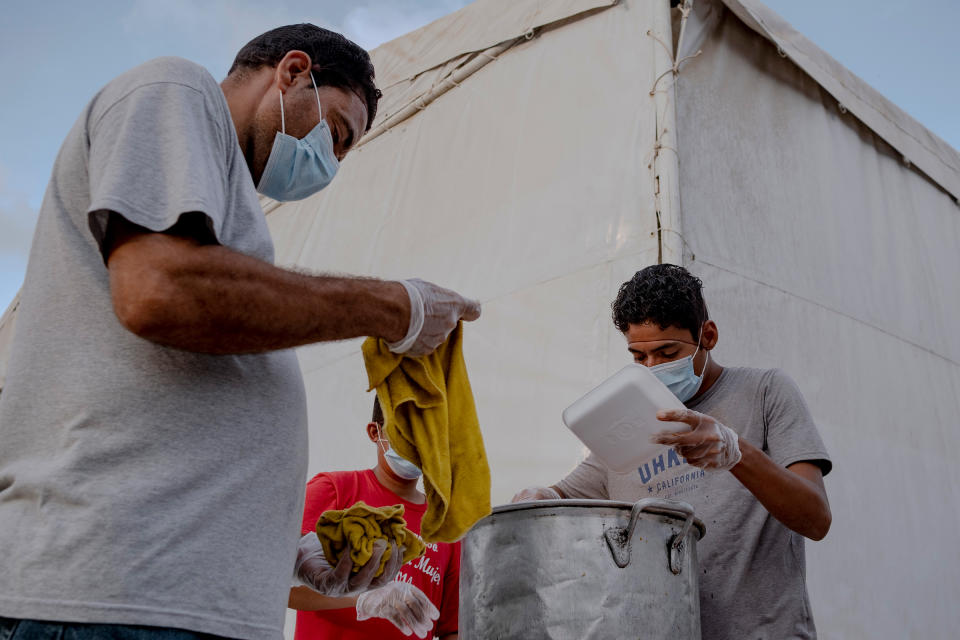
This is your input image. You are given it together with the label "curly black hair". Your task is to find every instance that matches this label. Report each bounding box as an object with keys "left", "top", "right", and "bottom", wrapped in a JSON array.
[
  {"left": 611, "top": 264, "right": 708, "bottom": 340},
  {"left": 228, "top": 23, "right": 381, "bottom": 131}
]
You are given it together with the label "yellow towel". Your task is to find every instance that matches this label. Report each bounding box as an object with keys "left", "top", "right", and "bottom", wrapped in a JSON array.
[
  {"left": 362, "top": 322, "right": 491, "bottom": 543},
  {"left": 315, "top": 501, "right": 425, "bottom": 576}
]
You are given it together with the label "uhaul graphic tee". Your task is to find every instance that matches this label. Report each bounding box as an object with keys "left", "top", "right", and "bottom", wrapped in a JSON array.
[
  {"left": 296, "top": 469, "right": 460, "bottom": 640},
  {"left": 556, "top": 367, "right": 831, "bottom": 640}
]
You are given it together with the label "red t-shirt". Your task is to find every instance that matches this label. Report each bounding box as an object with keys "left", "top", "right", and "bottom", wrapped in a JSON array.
[{"left": 294, "top": 469, "right": 460, "bottom": 639}]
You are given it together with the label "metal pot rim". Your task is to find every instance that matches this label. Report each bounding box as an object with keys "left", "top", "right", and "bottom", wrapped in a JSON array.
[{"left": 491, "top": 499, "right": 706, "bottom": 538}]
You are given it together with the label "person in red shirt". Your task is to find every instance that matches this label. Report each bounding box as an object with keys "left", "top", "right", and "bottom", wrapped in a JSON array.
[{"left": 289, "top": 398, "right": 460, "bottom": 639}]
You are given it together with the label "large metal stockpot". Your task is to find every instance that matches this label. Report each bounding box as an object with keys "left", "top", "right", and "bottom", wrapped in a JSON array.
[{"left": 459, "top": 499, "right": 705, "bottom": 640}]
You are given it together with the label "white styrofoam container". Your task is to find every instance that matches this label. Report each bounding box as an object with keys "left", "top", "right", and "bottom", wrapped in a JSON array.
[{"left": 561, "top": 364, "right": 686, "bottom": 472}]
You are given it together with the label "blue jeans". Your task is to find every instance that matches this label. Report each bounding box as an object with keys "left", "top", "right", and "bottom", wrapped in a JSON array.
[{"left": 0, "top": 618, "right": 228, "bottom": 640}]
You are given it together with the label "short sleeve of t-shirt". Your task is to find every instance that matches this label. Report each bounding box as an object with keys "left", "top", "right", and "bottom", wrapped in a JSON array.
[
  {"left": 554, "top": 452, "right": 609, "bottom": 500},
  {"left": 762, "top": 369, "right": 832, "bottom": 475},
  {"left": 301, "top": 474, "right": 339, "bottom": 535},
  {"left": 86, "top": 79, "right": 227, "bottom": 254},
  {"left": 435, "top": 542, "right": 461, "bottom": 636}
]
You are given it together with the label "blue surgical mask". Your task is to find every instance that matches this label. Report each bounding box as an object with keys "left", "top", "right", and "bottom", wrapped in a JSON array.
[
  {"left": 649, "top": 337, "right": 708, "bottom": 403},
  {"left": 256, "top": 71, "right": 339, "bottom": 202},
  {"left": 378, "top": 433, "right": 423, "bottom": 480}
]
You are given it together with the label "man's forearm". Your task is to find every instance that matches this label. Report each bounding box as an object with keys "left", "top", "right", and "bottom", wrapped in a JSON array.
[
  {"left": 730, "top": 440, "right": 831, "bottom": 540},
  {"left": 108, "top": 231, "right": 409, "bottom": 354}
]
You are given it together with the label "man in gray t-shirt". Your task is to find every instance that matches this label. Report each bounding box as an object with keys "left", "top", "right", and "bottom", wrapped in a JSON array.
[
  {"left": 0, "top": 25, "right": 479, "bottom": 640},
  {"left": 514, "top": 265, "right": 831, "bottom": 640}
]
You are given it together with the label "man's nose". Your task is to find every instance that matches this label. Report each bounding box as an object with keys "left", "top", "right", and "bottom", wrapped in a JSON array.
[{"left": 644, "top": 355, "right": 675, "bottom": 367}]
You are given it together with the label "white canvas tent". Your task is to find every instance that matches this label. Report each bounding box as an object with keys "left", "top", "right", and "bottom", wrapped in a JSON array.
[{"left": 1, "top": 0, "right": 958, "bottom": 637}]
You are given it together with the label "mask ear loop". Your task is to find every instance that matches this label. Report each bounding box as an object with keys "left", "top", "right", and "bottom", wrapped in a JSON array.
[
  {"left": 279, "top": 70, "right": 321, "bottom": 135},
  {"left": 375, "top": 424, "right": 388, "bottom": 454},
  {"left": 309, "top": 69, "right": 322, "bottom": 122},
  {"left": 692, "top": 327, "right": 708, "bottom": 377}
]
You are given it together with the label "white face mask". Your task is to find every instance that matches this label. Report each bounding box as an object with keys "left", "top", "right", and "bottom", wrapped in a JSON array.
[
  {"left": 255, "top": 71, "right": 340, "bottom": 201},
  {"left": 377, "top": 431, "right": 423, "bottom": 480},
  {"left": 648, "top": 333, "right": 708, "bottom": 403}
]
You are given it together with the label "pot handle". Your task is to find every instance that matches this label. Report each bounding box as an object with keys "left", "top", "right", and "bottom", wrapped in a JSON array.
[{"left": 603, "top": 498, "right": 696, "bottom": 574}]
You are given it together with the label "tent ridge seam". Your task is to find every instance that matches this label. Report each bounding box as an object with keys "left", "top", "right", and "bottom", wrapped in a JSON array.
[
  {"left": 721, "top": 0, "right": 960, "bottom": 199},
  {"left": 777, "top": 45, "right": 955, "bottom": 177},
  {"left": 356, "top": 37, "right": 522, "bottom": 149},
  {"left": 477, "top": 249, "right": 658, "bottom": 308},
  {"left": 698, "top": 257, "right": 960, "bottom": 367},
  {"left": 370, "top": 0, "right": 620, "bottom": 89},
  {"left": 363, "top": 0, "right": 625, "bottom": 146}
]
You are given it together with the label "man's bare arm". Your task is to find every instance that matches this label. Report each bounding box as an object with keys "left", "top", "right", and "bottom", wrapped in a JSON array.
[
  {"left": 656, "top": 408, "right": 831, "bottom": 541},
  {"left": 103, "top": 212, "right": 409, "bottom": 354},
  {"left": 731, "top": 446, "right": 831, "bottom": 540}
]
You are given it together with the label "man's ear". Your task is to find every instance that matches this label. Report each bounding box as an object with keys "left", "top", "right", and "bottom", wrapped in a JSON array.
[
  {"left": 701, "top": 320, "right": 719, "bottom": 350},
  {"left": 365, "top": 422, "right": 382, "bottom": 443},
  {"left": 273, "top": 50, "right": 313, "bottom": 94}
]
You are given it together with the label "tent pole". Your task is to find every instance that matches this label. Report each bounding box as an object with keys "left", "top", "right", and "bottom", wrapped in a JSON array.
[{"left": 650, "top": 0, "right": 685, "bottom": 266}]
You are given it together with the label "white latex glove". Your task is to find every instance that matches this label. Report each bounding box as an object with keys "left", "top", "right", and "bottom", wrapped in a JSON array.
[
  {"left": 653, "top": 408, "right": 742, "bottom": 471},
  {"left": 387, "top": 278, "right": 481, "bottom": 357},
  {"left": 510, "top": 486, "right": 562, "bottom": 503},
  {"left": 293, "top": 533, "right": 405, "bottom": 596},
  {"left": 356, "top": 581, "right": 440, "bottom": 638}
]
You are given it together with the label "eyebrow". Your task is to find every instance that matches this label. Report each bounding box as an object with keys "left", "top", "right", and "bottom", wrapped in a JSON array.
[{"left": 627, "top": 341, "right": 682, "bottom": 355}]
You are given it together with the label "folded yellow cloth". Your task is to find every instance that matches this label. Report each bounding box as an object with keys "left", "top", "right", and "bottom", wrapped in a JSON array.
[
  {"left": 315, "top": 501, "right": 425, "bottom": 576},
  {"left": 362, "top": 322, "right": 491, "bottom": 543}
]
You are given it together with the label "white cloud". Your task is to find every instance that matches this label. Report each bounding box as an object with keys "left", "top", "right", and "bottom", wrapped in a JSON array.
[
  {"left": 117, "top": 0, "right": 472, "bottom": 75},
  {"left": 343, "top": 1, "right": 472, "bottom": 49},
  {"left": 120, "top": 0, "right": 318, "bottom": 66}
]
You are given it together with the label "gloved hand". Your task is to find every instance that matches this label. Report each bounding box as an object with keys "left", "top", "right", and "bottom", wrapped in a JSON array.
[
  {"left": 356, "top": 581, "right": 440, "bottom": 638},
  {"left": 510, "top": 486, "right": 562, "bottom": 503},
  {"left": 293, "top": 533, "right": 405, "bottom": 596},
  {"left": 388, "top": 278, "right": 481, "bottom": 357},
  {"left": 653, "top": 408, "right": 742, "bottom": 471}
]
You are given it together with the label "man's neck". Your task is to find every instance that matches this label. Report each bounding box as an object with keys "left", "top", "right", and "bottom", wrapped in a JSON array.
[
  {"left": 221, "top": 71, "right": 272, "bottom": 156},
  {"left": 692, "top": 357, "right": 724, "bottom": 401},
  {"left": 373, "top": 465, "right": 425, "bottom": 504}
]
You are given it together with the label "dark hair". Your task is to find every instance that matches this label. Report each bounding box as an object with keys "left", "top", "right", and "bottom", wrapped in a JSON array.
[
  {"left": 372, "top": 395, "right": 384, "bottom": 426},
  {"left": 611, "top": 264, "right": 708, "bottom": 340},
  {"left": 229, "top": 23, "right": 381, "bottom": 131}
]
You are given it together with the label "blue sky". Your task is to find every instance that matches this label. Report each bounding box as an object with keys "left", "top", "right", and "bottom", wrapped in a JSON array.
[{"left": 1, "top": 0, "right": 957, "bottom": 313}]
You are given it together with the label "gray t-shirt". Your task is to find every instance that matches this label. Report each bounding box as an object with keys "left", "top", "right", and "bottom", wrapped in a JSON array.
[
  {"left": 556, "top": 366, "right": 832, "bottom": 640},
  {"left": 0, "top": 57, "right": 308, "bottom": 639}
]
